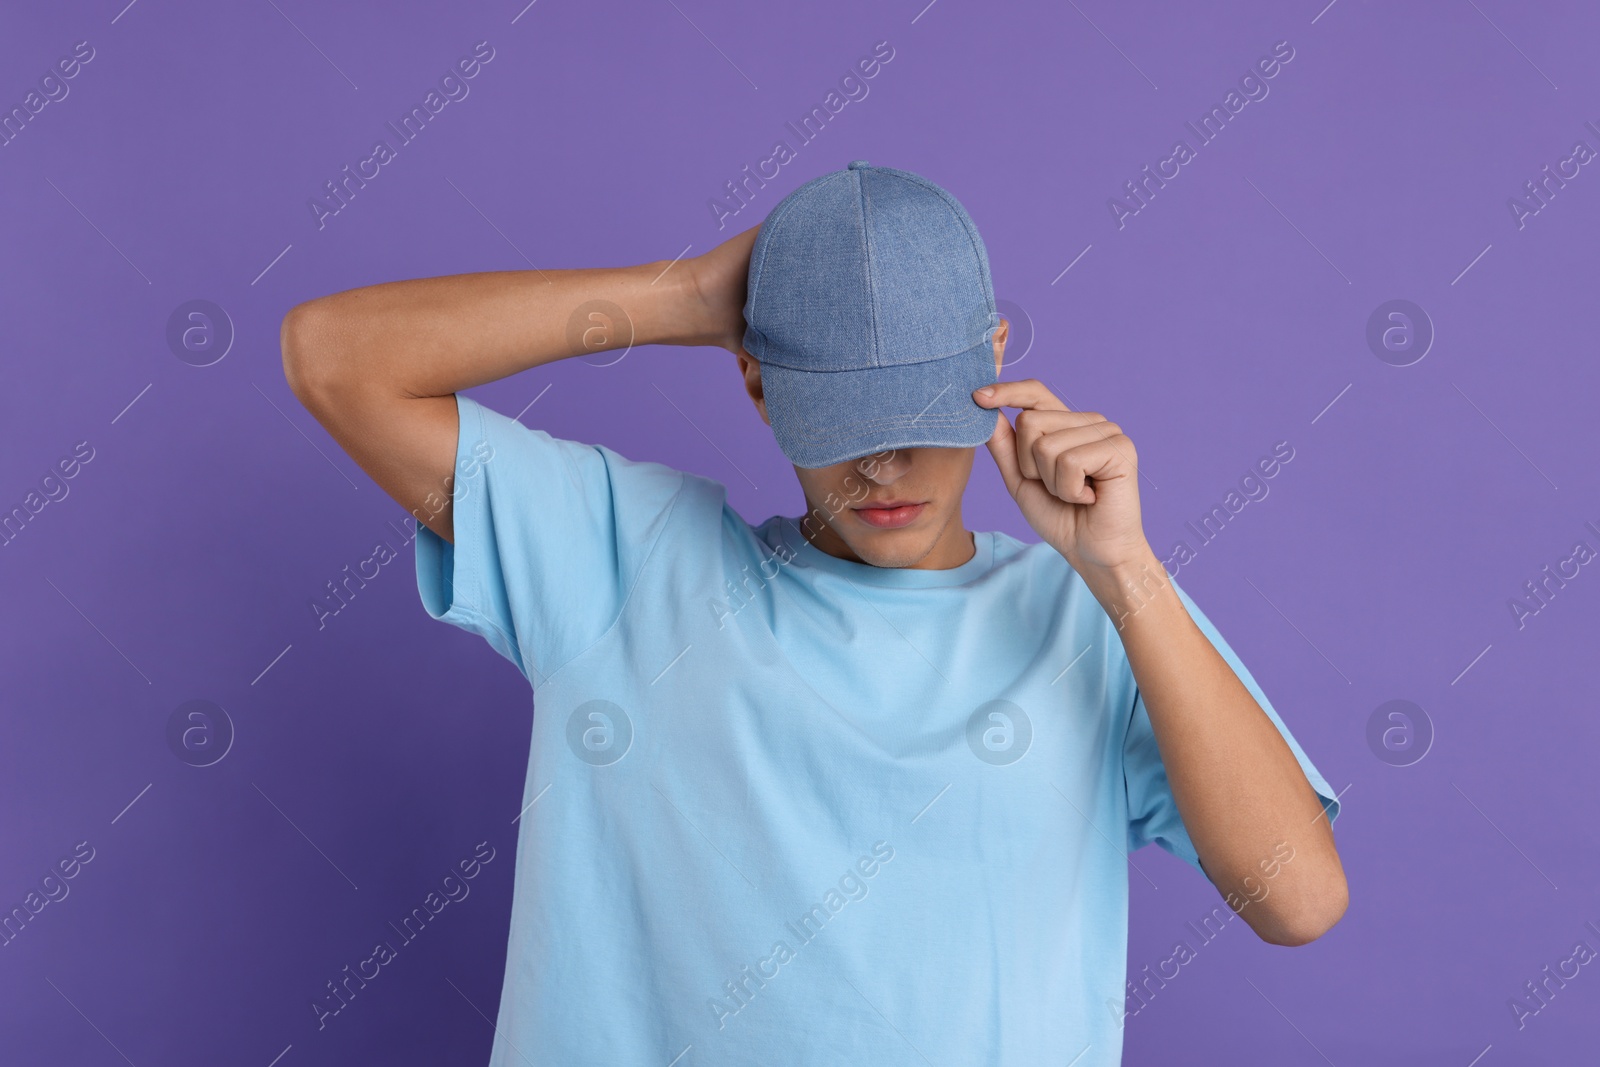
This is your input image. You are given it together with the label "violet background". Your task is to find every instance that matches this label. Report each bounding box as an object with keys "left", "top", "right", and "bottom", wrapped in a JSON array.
[{"left": 3, "top": 0, "right": 1597, "bottom": 1063}]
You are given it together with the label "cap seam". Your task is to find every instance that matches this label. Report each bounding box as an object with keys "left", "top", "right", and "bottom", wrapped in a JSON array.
[
  {"left": 757, "top": 332, "right": 995, "bottom": 371},
  {"left": 783, "top": 412, "right": 975, "bottom": 437},
  {"left": 786, "top": 427, "right": 992, "bottom": 450},
  {"left": 856, "top": 166, "right": 882, "bottom": 369}
]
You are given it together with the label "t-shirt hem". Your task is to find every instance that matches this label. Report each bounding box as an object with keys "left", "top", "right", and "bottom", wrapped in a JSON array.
[{"left": 413, "top": 394, "right": 536, "bottom": 684}]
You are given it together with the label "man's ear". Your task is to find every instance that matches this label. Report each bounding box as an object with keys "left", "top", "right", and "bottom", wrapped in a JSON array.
[
  {"left": 736, "top": 350, "right": 771, "bottom": 425},
  {"left": 992, "top": 317, "right": 1009, "bottom": 376}
]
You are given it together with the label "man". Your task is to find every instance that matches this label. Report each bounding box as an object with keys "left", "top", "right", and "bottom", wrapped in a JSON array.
[{"left": 282, "top": 159, "right": 1346, "bottom": 1065}]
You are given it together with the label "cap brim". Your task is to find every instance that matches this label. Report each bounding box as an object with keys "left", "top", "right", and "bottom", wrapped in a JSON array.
[{"left": 759, "top": 335, "right": 1000, "bottom": 469}]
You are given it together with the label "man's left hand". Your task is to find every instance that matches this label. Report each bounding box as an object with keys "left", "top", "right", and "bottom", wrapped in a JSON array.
[{"left": 974, "top": 379, "right": 1153, "bottom": 579}]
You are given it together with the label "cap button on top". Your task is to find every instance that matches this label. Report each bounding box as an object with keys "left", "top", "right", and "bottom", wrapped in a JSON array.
[{"left": 847, "top": 160, "right": 870, "bottom": 170}]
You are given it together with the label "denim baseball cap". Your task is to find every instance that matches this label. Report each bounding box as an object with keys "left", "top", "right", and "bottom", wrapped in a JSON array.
[{"left": 742, "top": 160, "right": 1002, "bottom": 469}]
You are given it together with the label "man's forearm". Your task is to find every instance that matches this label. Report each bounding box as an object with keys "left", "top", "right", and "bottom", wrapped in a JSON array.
[
  {"left": 284, "top": 260, "right": 711, "bottom": 398},
  {"left": 1083, "top": 549, "right": 1348, "bottom": 946}
]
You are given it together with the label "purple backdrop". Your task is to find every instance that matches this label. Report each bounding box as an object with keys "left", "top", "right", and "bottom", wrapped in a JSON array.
[{"left": 3, "top": 0, "right": 1597, "bottom": 1063}]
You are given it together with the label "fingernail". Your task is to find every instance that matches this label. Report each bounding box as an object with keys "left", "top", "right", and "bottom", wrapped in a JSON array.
[{"left": 976, "top": 386, "right": 995, "bottom": 398}]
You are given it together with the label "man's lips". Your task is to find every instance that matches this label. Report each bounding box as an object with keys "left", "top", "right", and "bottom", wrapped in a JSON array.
[{"left": 852, "top": 501, "right": 927, "bottom": 529}]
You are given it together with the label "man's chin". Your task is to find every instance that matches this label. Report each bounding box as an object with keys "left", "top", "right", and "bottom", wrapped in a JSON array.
[{"left": 842, "top": 524, "right": 940, "bottom": 569}]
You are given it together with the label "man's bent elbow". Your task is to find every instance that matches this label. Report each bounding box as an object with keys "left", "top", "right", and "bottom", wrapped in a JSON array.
[
  {"left": 280, "top": 300, "right": 341, "bottom": 406},
  {"left": 1256, "top": 877, "right": 1349, "bottom": 947}
]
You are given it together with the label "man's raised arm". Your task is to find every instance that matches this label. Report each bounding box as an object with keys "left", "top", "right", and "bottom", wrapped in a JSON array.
[{"left": 278, "top": 227, "right": 758, "bottom": 543}]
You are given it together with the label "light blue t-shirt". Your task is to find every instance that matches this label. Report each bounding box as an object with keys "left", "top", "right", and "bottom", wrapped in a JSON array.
[{"left": 415, "top": 393, "right": 1340, "bottom": 1066}]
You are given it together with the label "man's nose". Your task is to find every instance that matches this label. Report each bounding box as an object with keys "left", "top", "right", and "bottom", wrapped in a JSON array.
[{"left": 854, "top": 449, "right": 910, "bottom": 484}]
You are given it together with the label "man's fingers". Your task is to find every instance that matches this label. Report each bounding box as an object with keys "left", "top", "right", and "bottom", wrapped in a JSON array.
[
  {"left": 973, "top": 378, "right": 1072, "bottom": 414},
  {"left": 1035, "top": 435, "right": 1136, "bottom": 504},
  {"left": 980, "top": 386, "right": 1138, "bottom": 507},
  {"left": 1015, "top": 415, "right": 1123, "bottom": 482},
  {"left": 983, "top": 410, "right": 1024, "bottom": 497}
]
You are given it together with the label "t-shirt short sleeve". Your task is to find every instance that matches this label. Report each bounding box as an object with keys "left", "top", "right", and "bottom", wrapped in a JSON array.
[
  {"left": 1122, "top": 577, "right": 1341, "bottom": 874},
  {"left": 413, "top": 392, "right": 685, "bottom": 686}
]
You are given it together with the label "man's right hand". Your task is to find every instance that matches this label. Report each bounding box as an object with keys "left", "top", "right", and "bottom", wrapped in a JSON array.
[{"left": 684, "top": 224, "right": 761, "bottom": 355}]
